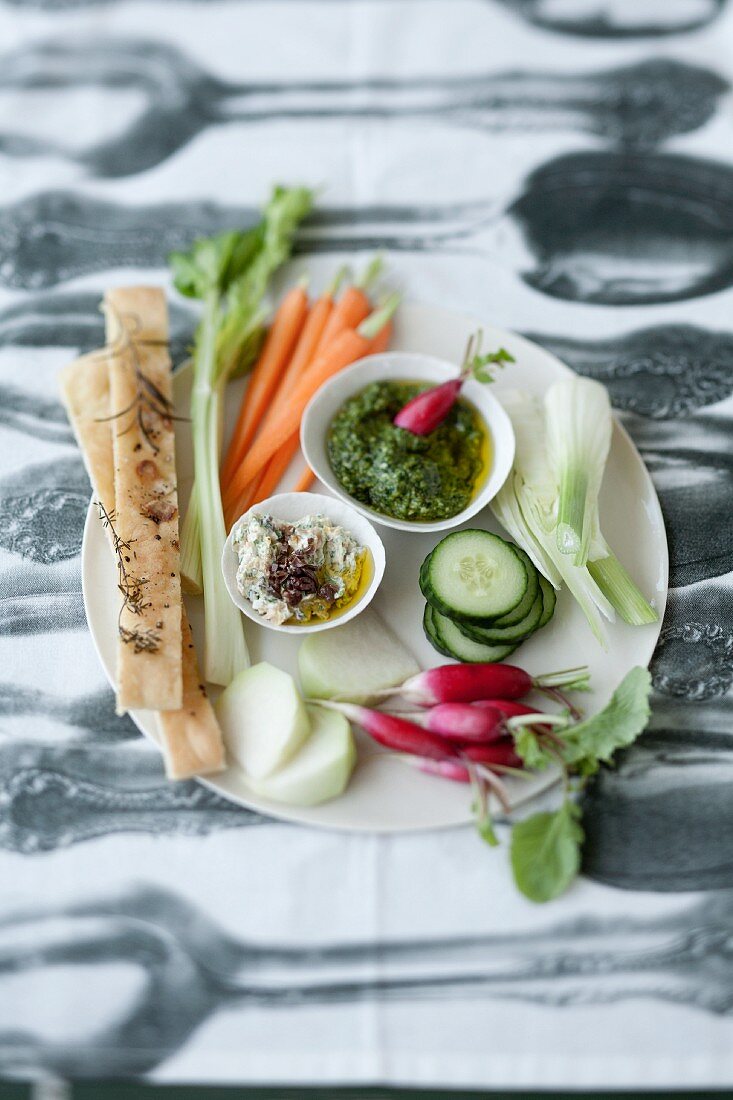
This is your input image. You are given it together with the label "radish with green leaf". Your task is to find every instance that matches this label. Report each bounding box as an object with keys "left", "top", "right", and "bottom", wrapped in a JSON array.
[{"left": 393, "top": 330, "right": 514, "bottom": 435}]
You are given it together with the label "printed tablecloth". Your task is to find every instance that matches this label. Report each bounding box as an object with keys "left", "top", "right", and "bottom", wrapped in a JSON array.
[{"left": 0, "top": 0, "right": 732, "bottom": 1089}]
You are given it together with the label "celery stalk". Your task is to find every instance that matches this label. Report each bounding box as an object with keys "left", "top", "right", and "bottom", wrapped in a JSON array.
[
  {"left": 179, "top": 490, "right": 203, "bottom": 596},
  {"left": 192, "top": 293, "right": 249, "bottom": 684},
  {"left": 169, "top": 185, "right": 313, "bottom": 685},
  {"left": 588, "top": 552, "right": 658, "bottom": 626}
]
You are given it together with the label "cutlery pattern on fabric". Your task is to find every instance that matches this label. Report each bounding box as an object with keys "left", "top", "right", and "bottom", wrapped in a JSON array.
[
  {"left": 651, "top": 579, "right": 733, "bottom": 701},
  {"left": 582, "top": 699, "right": 733, "bottom": 891},
  {"left": 0, "top": 743, "right": 266, "bottom": 854},
  {"left": 622, "top": 414, "right": 733, "bottom": 589},
  {"left": 0, "top": 41, "right": 724, "bottom": 176},
  {"left": 7, "top": 148, "right": 733, "bottom": 304},
  {"left": 523, "top": 325, "right": 733, "bottom": 419},
  {"left": 0, "top": 457, "right": 89, "bottom": 564},
  {"left": 0, "top": 884, "right": 730, "bottom": 1077},
  {"left": 0, "top": 291, "right": 194, "bottom": 364},
  {"left": 0, "top": 0, "right": 727, "bottom": 37}
]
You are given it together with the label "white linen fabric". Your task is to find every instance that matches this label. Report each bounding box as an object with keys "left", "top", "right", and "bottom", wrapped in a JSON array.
[{"left": 0, "top": 0, "right": 732, "bottom": 1088}]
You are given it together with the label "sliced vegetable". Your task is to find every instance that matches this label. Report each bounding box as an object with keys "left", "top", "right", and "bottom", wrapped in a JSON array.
[
  {"left": 491, "top": 390, "right": 615, "bottom": 646},
  {"left": 587, "top": 550, "right": 658, "bottom": 626},
  {"left": 491, "top": 387, "right": 657, "bottom": 647},
  {"left": 247, "top": 704, "right": 356, "bottom": 806},
  {"left": 545, "top": 376, "right": 612, "bottom": 565},
  {"left": 214, "top": 661, "right": 310, "bottom": 779},
  {"left": 298, "top": 607, "right": 419, "bottom": 703},
  {"left": 430, "top": 607, "right": 519, "bottom": 664},
  {"left": 536, "top": 574, "right": 557, "bottom": 629},
  {"left": 489, "top": 549, "right": 539, "bottom": 627},
  {"left": 420, "top": 530, "right": 528, "bottom": 622},
  {"left": 456, "top": 591, "right": 543, "bottom": 645}
]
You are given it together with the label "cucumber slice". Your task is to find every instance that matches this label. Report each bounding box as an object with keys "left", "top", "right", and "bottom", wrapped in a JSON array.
[
  {"left": 457, "top": 590, "right": 543, "bottom": 645},
  {"left": 490, "top": 550, "right": 539, "bottom": 627},
  {"left": 432, "top": 608, "right": 518, "bottom": 664},
  {"left": 422, "top": 603, "right": 455, "bottom": 659},
  {"left": 420, "top": 530, "right": 528, "bottom": 622},
  {"left": 538, "top": 574, "right": 558, "bottom": 629}
]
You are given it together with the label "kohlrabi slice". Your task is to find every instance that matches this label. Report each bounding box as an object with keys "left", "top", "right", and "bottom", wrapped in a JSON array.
[
  {"left": 248, "top": 705, "right": 356, "bottom": 806},
  {"left": 215, "top": 662, "right": 310, "bottom": 779},
  {"left": 298, "top": 608, "right": 419, "bottom": 702}
]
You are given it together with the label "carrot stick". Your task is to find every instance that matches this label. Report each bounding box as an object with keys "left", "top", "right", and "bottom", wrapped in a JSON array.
[
  {"left": 263, "top": 269, "right": 344, "bottom": 423},
  {"left": 251, "top": 434, "right": 300, "bottom": 507},
  {"left": 224, "top": 294, "right": 400, "bottom": 513},
  {"left": 293, "top": 466, "right": 316, "bottom": 494},
  {"left": 367, "top": 317, "right": 393, "bottom": 356},
  {"left": 220, "top": 281, "right": 308, "bottom": 486},
  {"left": 311, "top": 257, "right": 382, "bottom": 357}
]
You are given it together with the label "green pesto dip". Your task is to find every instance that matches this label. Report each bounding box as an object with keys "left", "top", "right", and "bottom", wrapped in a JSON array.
[{"left": 327, "top": 381, "right": 485, "bottom": 522}]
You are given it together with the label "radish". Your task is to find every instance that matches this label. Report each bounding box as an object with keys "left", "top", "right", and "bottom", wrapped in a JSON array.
[
  {"left": 393, "top": 331, "right": 514, "bottom": 436},
  {"left": 464, "top": 740, "right": 523, "bottom": 769},
  {"left": 403, "top": 702, "right": 506, "bottom": 743},
  {"left": 317, "top": 701, "right": 457, "bottom": 761},
  {"left": 472, "top": 698, "right": 559, "bottom": 736},
  {"left": 413, "top": 758, "right": 471, "bottom": 783},
  {"left": 377, "top": 663, "right": 589, "bottom": 707}
]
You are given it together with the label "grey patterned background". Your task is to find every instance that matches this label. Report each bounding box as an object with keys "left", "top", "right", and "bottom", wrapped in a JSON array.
[{"left": 0, "top": 0, "right": 732, "bottom": 1090}]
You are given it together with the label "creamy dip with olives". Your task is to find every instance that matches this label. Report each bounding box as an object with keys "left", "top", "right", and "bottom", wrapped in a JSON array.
[{"left": 234, "top": 512, "right": 365, "bottom": 625}]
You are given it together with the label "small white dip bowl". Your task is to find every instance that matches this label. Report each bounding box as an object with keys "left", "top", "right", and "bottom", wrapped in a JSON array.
[
  {"left": 300, "top": 352, "right": 516, "bottom": 534},
  {"left": 221, "top": 491, "right": 386, "bottom": 634}
]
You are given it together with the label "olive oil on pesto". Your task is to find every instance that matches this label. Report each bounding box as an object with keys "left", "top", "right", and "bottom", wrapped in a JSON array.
[{"left": 327, "top": 381, "right": 487, "bottom": 522}]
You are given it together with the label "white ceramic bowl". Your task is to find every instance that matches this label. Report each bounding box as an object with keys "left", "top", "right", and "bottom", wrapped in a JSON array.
[
  {"left": 221, "top": 491, "right": 386, "bottom": 634},
  {"left": 300, "top": 352, "right": 516, "bottom": 534}
]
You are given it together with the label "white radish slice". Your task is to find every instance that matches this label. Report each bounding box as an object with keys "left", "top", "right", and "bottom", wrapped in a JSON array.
[
  {"left": 248, "top": 705, "right": 356, "bottom": 806},
  {"left": 214, "top": 662, "right": 310, "bottom": 779},
  {"left": 298, "top": 608, "right": 419, "bottom": 703}
]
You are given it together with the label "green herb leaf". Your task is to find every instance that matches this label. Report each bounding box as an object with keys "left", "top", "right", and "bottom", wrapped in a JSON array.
[
  {"left": 513, "top": 726, "right": 555, "bottom": 771},
  {"left": 560, "top": 665, "right": 652, "bottom": 774},
  {"left": 510, "top": 799, "right": 584, "bottom": 903},
  {"left": 169, "top": 227, "right": 263, "bottom": 300},
  {"left": 472, "top": 347, "right": 515, "bottom": 383}
]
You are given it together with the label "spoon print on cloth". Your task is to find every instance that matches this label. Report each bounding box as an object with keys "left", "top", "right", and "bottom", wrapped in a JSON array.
[
  {"left": 0, "top": 0, "right": 727, "bottom": 37},
  {"left": 0, "top": 884, "right": 730, "bottom": 1077},
  {"left": 0, "top": 41, "right": 724, "bottom": 176},
  {"left": 6, "top": 148, "right": 733, "bottom": 304},
  {"left": 0, "top": 291, "right": 195, "bottom": 364},
  {"left": 523, "top": 324, "right": 733, "bottom": 418},
  {"left": 582, "top": 698, "right": 733, "bottom": 890},
  {"left": 0, "top": 742, "right": 266, "bottom": 854}
]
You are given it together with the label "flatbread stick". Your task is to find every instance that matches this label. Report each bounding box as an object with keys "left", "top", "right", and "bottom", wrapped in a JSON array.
[
  {"left": 104, "top": 287, "right": 183, "bottom": 713},
  {"left": 59, "top": 350, "right": 116, "bottom": 520},
  {"left": 59, "top": 325, "right": 226, "bottom": 779},
  {"left": 157, "top": 616, "right": 227, "bottom": 779}
]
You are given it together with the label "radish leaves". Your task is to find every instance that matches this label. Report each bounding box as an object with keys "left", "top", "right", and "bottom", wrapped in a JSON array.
[{"left": 511, "top": 800, "right": 584, "bottom": 903}]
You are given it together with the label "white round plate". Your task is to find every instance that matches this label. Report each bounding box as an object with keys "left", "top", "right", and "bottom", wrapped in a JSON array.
[{"left": 82, "top": 301, "right": 668, "bottom": 832}]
